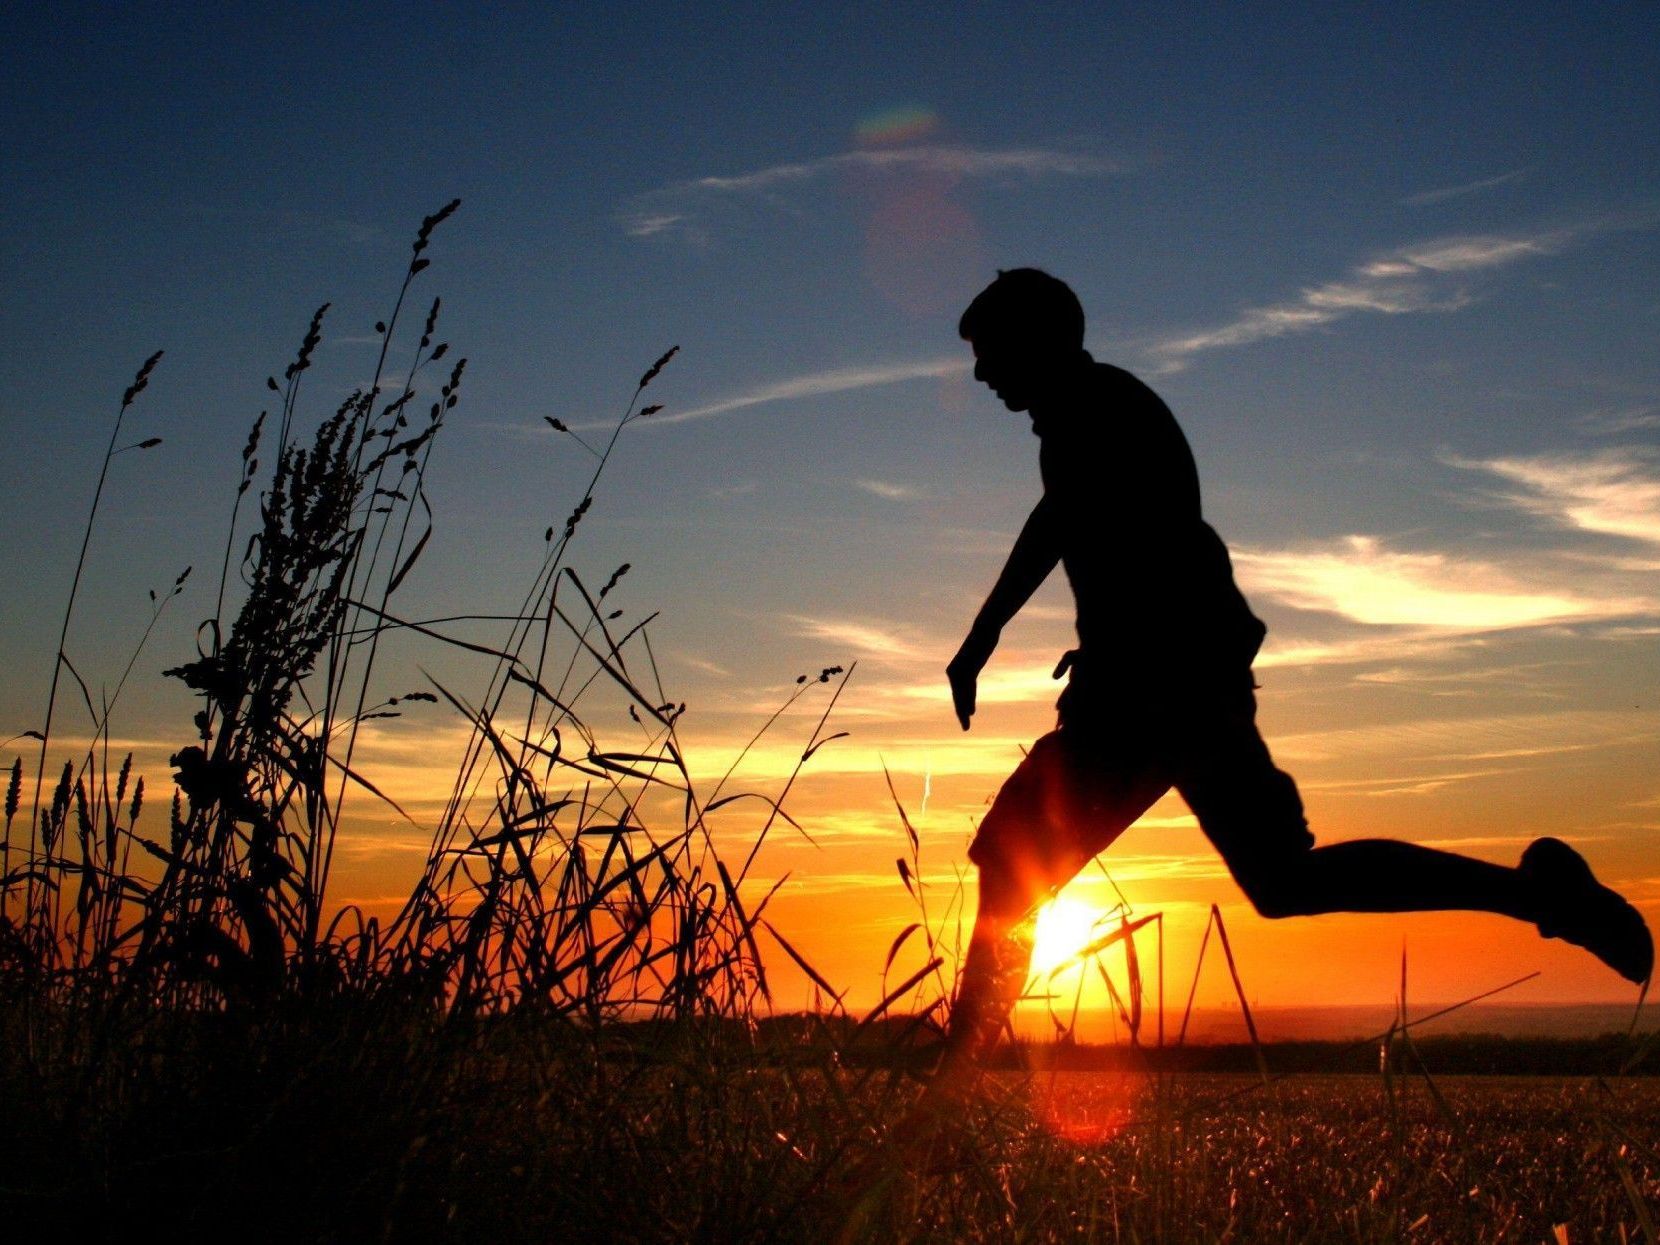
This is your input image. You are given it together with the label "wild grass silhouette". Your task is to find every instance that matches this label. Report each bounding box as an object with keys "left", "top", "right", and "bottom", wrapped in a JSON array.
[
  {"left": 1, "top": 202, "right": 825, "bottom": 1026},
  {"left": 1, "top": 205, "right": 1656, "bottom": 1242}
]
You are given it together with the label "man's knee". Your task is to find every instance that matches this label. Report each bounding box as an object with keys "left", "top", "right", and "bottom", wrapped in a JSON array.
[
  {"left": 1192, "top": 762, "right": 1317, "bottom": 919},
  {"left": 969, "top": 854, "right": 1049, "bottom": 925},
  {"left": 967, "top": 733, "right": 1081, "bottom": 913},
  {"left": 1230, "top": 846, "right": 1317, "bottom": 920},
  {"left": 1240, "top": 878, "right": 1304, "bottom": 920}
]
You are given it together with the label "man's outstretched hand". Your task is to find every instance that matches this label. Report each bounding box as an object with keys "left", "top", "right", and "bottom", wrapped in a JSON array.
[{"left": 947, "top": 627, "right": 998, "bottom": 730}]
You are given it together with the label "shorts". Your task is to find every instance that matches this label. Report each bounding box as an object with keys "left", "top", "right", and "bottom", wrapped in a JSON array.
[{"left": 967, "top": 660, "right": 1314, "bottom": 910}]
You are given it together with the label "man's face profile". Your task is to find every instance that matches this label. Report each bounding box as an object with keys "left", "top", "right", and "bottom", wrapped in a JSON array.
[{"left": 969, "top": 331, "right": 1059, "bottom": 413}]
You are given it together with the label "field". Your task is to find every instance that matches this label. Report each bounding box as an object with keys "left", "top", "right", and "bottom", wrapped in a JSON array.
[
  {"left": 6, "top": 1002, "right": 1658, "bottom": 1243},
  {"left": 3, "top": 206, "right": 1656, "bottom": 1243}
]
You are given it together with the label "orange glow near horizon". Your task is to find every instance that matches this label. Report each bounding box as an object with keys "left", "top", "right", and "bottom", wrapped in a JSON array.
[{"left": 68, "top": 628, "right": 1654, "bottom": 1026}]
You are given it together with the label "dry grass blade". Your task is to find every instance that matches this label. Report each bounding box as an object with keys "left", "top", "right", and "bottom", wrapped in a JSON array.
[
  {"left": 881, "top": 761, "right": 919, "bottom": 854},
  {"left": 1176, "top": 904, "right": 1217, "bottom": 1046},
  {"left": 1209, "top": 969, "right": 1546, "bottom": 1111},
  {"left": 762, "top": 918, "right": 845, "bottom": 1010},
  {"left": 1210, "top": 903, "right": 1268, "bottom": 1083},
  {"left": 1067, "top": 910, "right": 1158, "bottom": 964},
  {"left": 1611, "top": 1146, "right": 1659, "bottom": 1244},
  {"left": 883, "top": 923, "right": 922, "bottom": 978},
  {"left": 851, "top": 956, "right": 945, "bottom": 1040},
  {"left": 1398, "top": 1023, "right": 1459, "bottom": 1135}
]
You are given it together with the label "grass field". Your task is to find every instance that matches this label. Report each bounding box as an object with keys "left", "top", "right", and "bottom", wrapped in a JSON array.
[
  {"left": 5, "top": 1001, "right": 1657, "bottom": 1243},
  {"left": 3, "top": 206, "right": 1656, "bottom": 1242}
]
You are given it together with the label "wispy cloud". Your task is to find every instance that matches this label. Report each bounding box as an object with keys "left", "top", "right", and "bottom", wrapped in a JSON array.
[
  {"left": 1392, "top": 234, "right": 1561, "bottom": 271},
  {"left": 1577, "top": 405, "right": 1660, "bottom": 435},
  {"left": 692, "top": 144, "right": 1114, "bottom": 193},
  {"left": 895, "top": 659, "right": 1066, "bottom": 707},
  {"left": 675, "top": 653, "right": 733, "bottom": 679},
  {"left": 1234, "top": 534, "right": 1649, "bottom": 629},
  {"left": 855, "top": 478, "right": 924, "bottom": 501},
  {"left": 1270, "top": 707, "right": 1657, "bottom": 775},
  {"left": 1147, "top": 226, "right": 1573, "bottom": 369},
  {"left": 625, "top": 212, "right": 687, "bottom": 238},
  {"left": 1254, "top": 629, "right": 1488, "bottom": 671},
  {"left": 1416, "top": 834, "right": 1564, "bottom": 850},
  {"left": 789, "top": 614, "right": 923, "bottom": 661},
  {"left": 595, "top": 356, "right": 966, "bottom": 430},
  {"left": 1449, "top": 448, "right": 1660, "bottom": 546},
  {"left": 1351, "top": 659, "right": 1576, "bottom": 699},
  {"left": 708, "top": 479, "right": 758, "bottom": 499},
  {"left": 743, "top": 869, "right": 969, "bottom": 895},
  {"left": 621, "top": 143, "right": 1115, "bottom": 238},
  {"left": 1399, "top": 168, "right": 1530, "bottom": 207}
]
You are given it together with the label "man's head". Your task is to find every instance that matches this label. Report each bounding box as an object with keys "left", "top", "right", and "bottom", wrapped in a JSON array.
[{"left": 959, "top": 268, "right": 1087, "bottom": 412}]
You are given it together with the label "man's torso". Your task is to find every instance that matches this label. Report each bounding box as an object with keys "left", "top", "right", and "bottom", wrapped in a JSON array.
[{"left": 1035, "top": 362, "right": 1265, "bottom": 704}]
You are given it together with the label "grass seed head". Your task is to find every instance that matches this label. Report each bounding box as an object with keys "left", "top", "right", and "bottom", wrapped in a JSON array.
[
  {"left": 115, "top": 753, "right": 132, "bottom": 807},
  {"left": 638, "top": 345, "right": 679, "bottom": 389},
  {"left": 5, "top": 757, "right": 21, "bottom": 822},
  {"left": 121, "top": 349, "right": 164, "bottom": 408}
]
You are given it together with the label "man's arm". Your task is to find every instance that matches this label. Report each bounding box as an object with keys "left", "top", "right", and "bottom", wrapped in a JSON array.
[{"left": 947, "top": 496, "right": 1061, "bottom": 729}]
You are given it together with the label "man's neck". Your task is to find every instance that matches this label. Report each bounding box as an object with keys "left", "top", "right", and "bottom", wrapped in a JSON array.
[{"left": 1027, "top": 351, "right": 1096, "bottom": 432}]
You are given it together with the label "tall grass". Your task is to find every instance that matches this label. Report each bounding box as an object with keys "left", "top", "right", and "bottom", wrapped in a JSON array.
[
  {"left": 2, "top": 205, "right": 1656, "bottom": 1242},
  {"left": 0, "top": 201, "right": 841, "bottom": 1028}
]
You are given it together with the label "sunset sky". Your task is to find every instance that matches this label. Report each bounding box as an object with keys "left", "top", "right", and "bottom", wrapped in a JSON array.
[{"left": 3, "top": 5, "right": 1657, "bottom": 1023}]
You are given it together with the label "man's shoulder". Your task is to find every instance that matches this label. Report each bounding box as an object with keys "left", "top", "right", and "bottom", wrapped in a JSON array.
[
  {"left": 1036, "top": 360, "right": 1176, "bottom": 445},
  {"left": 1066, "top": 362, "right": 1177, "bottom": 440},
  {"left": 1087, "top": 360, "right": 1166, "bottom": 407}
]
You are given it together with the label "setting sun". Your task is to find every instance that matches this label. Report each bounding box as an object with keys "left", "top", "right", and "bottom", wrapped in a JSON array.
[{"left": 1029, "top": 897, "right": 1111, "bottom": 976}]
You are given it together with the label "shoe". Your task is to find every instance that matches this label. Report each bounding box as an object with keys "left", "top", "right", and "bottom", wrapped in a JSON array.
[{"left": 1520, "top": 837, "right": 1653, "bottom": 985}]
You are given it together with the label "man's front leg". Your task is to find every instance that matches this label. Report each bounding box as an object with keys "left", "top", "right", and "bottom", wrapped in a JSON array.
[
  {"left": 937, "top": 733, "right": 1082, "bottom": 1076},
  {"left": 938, "top": 871, "right": 1038, "bottom": 1075}
]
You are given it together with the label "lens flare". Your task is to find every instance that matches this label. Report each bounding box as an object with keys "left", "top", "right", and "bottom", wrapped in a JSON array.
[
  {"left": 1032, "top": 1070, "right": 1138, "bottom": 1144},
  {"left": 854, "top": 105, "right": 940, "bottom": 147},
  {"left": 846, "top": 104, "right": 984, "bottom": 315}
]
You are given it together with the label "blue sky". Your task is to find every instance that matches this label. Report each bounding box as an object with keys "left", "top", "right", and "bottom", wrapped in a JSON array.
[{"left": 3, "top": 3, "right": 1658, "bottom": 1006}]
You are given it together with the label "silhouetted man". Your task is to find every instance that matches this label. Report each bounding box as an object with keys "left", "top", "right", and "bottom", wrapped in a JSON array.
[{"left": 941, "top": 268, "right": 1652, "bottom": 1070}]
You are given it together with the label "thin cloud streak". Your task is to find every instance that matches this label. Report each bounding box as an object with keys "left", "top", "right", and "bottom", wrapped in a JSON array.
[
  {"left": 1394, "top": 235, "right": 1560, "bottom": 271},
  {"left": 855, "top": 478, "right": 924, "bottom": 501},
  {"left": 1400, "top": 168, "right": 1530, "bottom": 206},
  {"left": 1254, "top": 629, "right": 1494, "bottom": 672},
  {"left": 1449, "top": 449, "right": 1660, "bottom": 546},
  {"left": 1271, "top": 707, "right": 1658, "bottom": 768},
  {"left": 896, "top": 660, "right": 1065, "bottom": 706},
  {"left": 626, "top": 212, "right": 686, "bottom": 237},
  {"left": 585, "top": 357, "right": 967, "bottom": 430},
  {"left": 1577, "top": 405, "right": 1660, "bottom": 435},
  {"left": 621, "top": 142, "right": 1116, "bottom": 237},
  {"left": 1147, "top": 226, "right": 1574, "bottom": 368},
  {"left": 744, "top": 870, "right": 966, "bottom": 895},
  {"left": 1234, "top": 534, "right": 1652, "bottom": 629},
  {"left": 691, "top": 144, "right": 1116, "bottom": 193},
  {"left": 789, "top": 614, "right": 923, "bottom": 660}
]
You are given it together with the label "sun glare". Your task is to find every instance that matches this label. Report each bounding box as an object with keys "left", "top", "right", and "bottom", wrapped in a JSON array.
[{"left": 1029, "top": 896, "right": 1106, "bottom": 975}]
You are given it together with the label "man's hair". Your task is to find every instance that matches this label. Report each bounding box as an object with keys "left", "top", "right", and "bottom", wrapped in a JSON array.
[{"left": 958, "top": 268, "right": 1085, "bottom": 349}]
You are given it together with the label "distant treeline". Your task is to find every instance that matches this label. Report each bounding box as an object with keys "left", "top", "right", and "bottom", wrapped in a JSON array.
[
  {"left": 741, "top": 1015, "right": 1657, "bottom": 1077},
  {"left": 1001, "top": 1033, "right": 1656, "bottom": 1077}
]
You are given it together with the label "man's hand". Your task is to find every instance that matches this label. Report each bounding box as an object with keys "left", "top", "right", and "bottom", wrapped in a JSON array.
[{"left": 946, "top": 626, "right": 999, "bottom": 730}]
